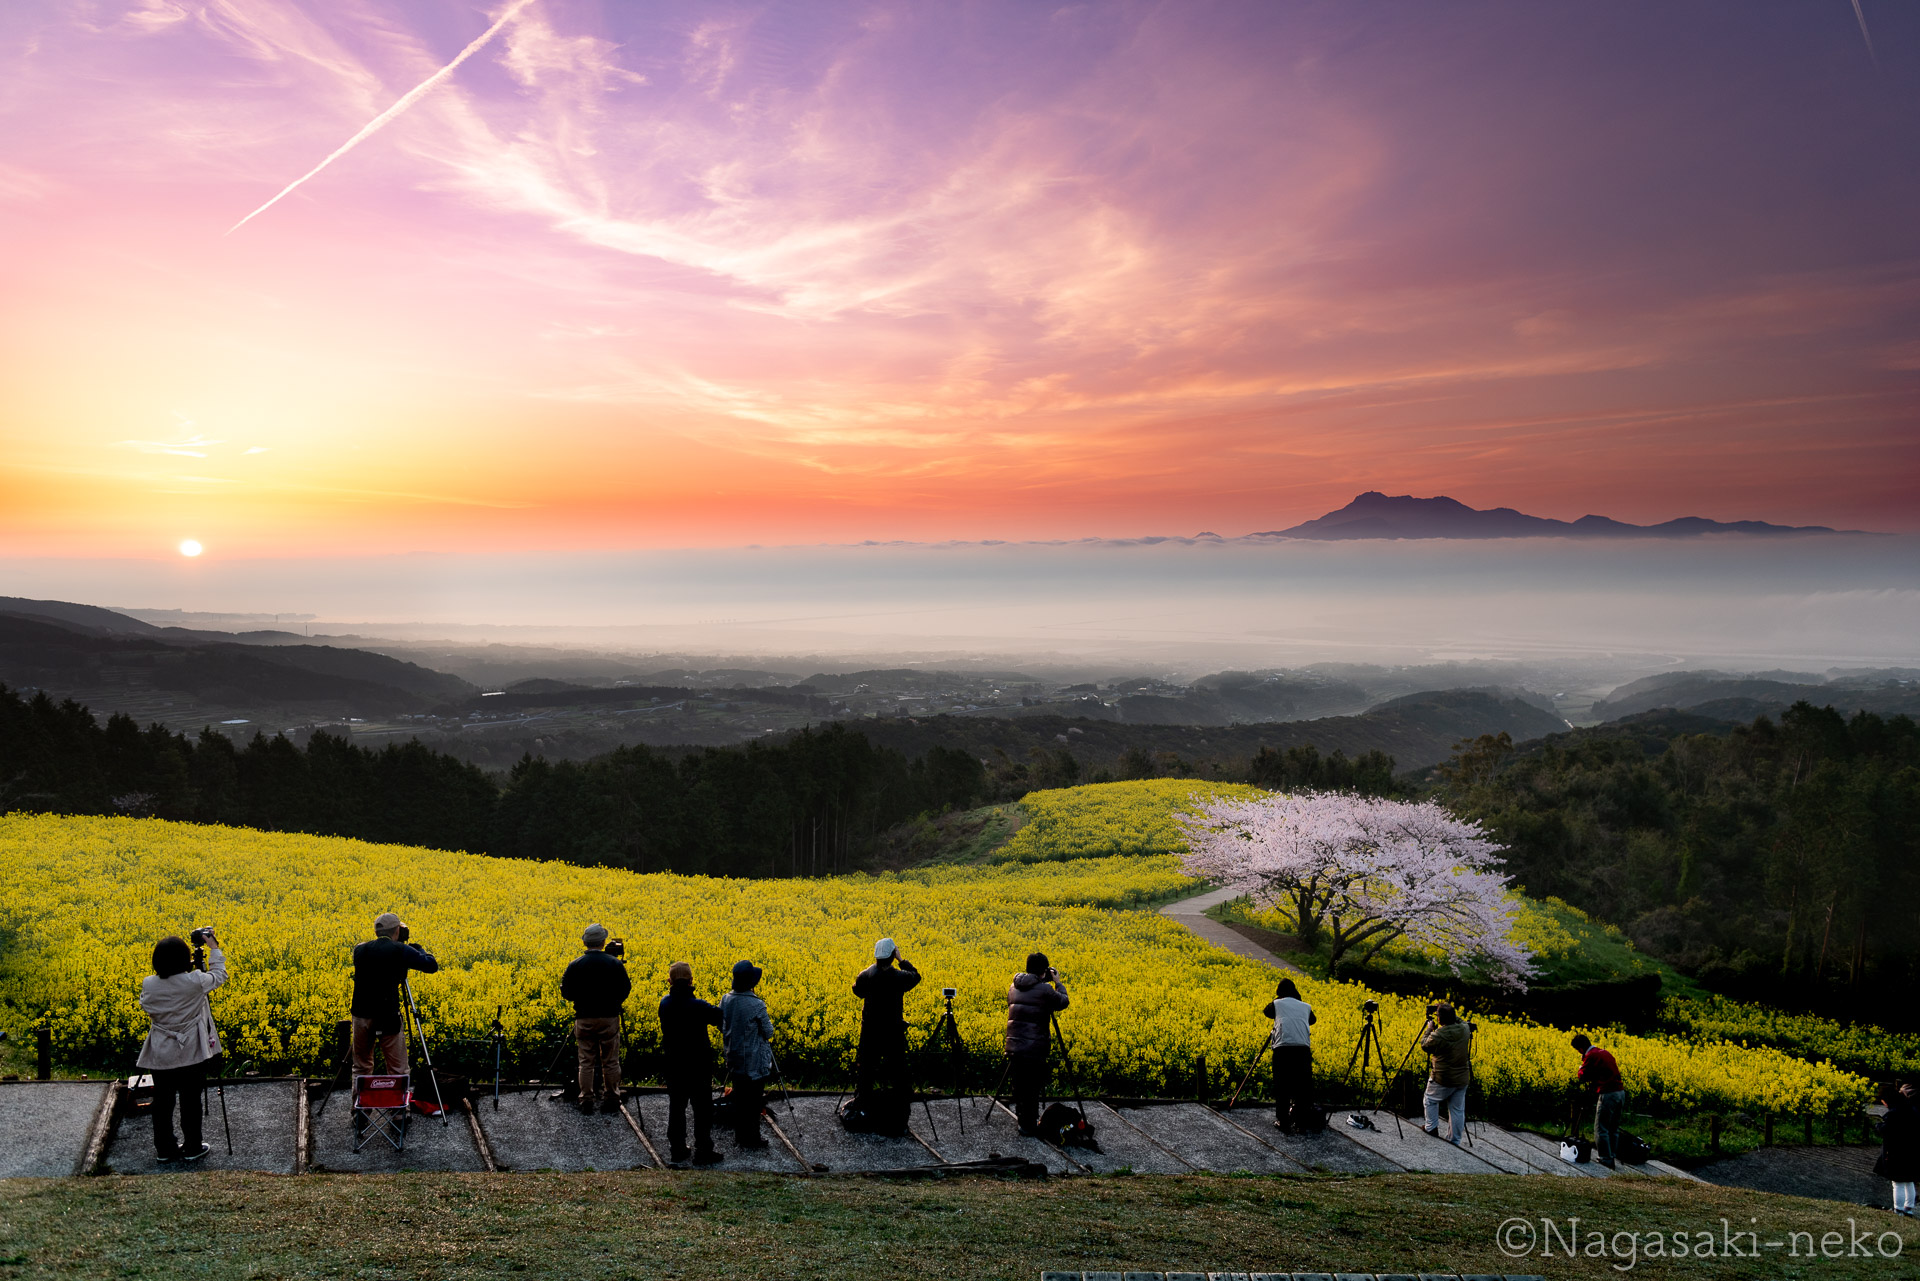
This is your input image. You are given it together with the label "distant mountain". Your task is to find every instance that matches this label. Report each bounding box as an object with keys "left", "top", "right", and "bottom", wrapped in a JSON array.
[
  {"left": 1591, "top": 670, "right": 1920, "bottom": 722},
  {"left": 1255, "top": 492, "right": 1853, "bottom": 540}
]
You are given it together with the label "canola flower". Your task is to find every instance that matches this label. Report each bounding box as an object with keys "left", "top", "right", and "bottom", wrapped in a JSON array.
[
  {"left": 995, "top": 778, "right": 1269, "bottom": 862},
  {"left": 0, "top": 814, "right": 1870, "bottom": 1116}
]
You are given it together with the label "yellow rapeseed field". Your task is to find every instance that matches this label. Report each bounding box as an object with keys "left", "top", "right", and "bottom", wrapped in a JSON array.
[
  {"left": 994, "top": 778, "right": 1269, "bottom": 862},
  {"left": 0, "top": 814, "right": 1870, "bottom": 1116}
]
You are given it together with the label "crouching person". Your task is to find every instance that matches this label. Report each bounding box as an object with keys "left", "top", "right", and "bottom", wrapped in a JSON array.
[
  {"left": 1005, "top": 951, "right": 1068, "bottom": 1136},
  {"left": 561, "top": 924, "right": 631, "bottom": 1115},
  {"left": 137, "top": 930, "right": 227, "bottom": 1163},
  {"left": 659, "top": 961, "right": 723, "bottom": 1165},
  {"left": 720, "top": 959, "right": 774, "bottom": 1150}
]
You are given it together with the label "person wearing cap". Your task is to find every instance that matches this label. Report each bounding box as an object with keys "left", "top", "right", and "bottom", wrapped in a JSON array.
[
  {"left": 1262, "top": 977, "right": 1316, "bottom": 1132},
  {"left": 1420, "top": 1002, "right": 1473, "bottom": 1145},
  {"left": 719, "top": 960, "right": 774, "bottom": 1149},
  {"left": 658, "top": 961, "right": 723, "bottom": 1165},
  {"left": 349, "top": 913, "right": 439, "bottom": 1078},
  {"left": 561, "top": 924, "right": 632, "bottom": 1115},
  {"left": 1005, "top": 951, "right": 1069, "bottom": 1136},
  {"left": 849, "top": 938, "right": 921, "bottom": 1135}
]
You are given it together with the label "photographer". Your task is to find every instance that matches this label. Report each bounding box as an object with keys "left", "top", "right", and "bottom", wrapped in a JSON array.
[
  {"left": 1418, "top": 1001, "right": 1472, "bottom": 1145},
  {"left": 1262, "top": 978, "right": 1315, "bottom": 1132},
  {"left": 136, "top": 929, "right": 226, "bottom": 1163},
  {"left": 1570, "top": 1033, "right": 1626, "bottom": 1169},
  {"left": 349, "top": 912, "right": 438, "bottom": 1078},
  {"left": 1004, "top": 951, "right": 1069, "bottom": 1137},
  {"left": 658, "top": 961, "right": 723, "bottom": 1165},
  {"left": 719, "top": 959, "right": 774, "bottom": 1150},
  {"left": 561, "top": 924, "right": 631, "bottom": 1115},
  {"left": 849, "top": 937, "right": 921, "bottom": 1135}
]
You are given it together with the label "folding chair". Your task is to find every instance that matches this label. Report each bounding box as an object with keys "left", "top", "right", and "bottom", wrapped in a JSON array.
[{"left": 352, "top": 1073, "right": 412, "bottom": 1152}]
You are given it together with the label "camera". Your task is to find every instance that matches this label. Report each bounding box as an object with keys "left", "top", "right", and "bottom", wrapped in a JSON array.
[
  {"left": 1426, "top": 1002, "right": 1441, "bottom": 1016},
  {"left": 1047, "top": 967, "right": 1063, "bottom": 981},
  {"left": 1361, "top": 998, "right": 1379, "bottom": 1014},
  {"left": 942, "top": 986, "right": 957, "bottom": 1000},
  {"left": 189, "top": 926, "right": 215, "bottom": 948},
  {"left": 606, "top": 937, "right": 626, "bottom": 960},
  {"left": 397, "top": 922, "right": 411, "bottom": 944}
]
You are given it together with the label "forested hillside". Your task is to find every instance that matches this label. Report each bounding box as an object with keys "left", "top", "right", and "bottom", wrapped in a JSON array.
[{"left": 1437, "top": 703, "right": 1920, "bottom": 1024}]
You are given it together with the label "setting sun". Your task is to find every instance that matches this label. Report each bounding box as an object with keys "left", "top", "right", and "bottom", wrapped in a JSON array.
[{"left": 178, "top": 540, "right": 203, "bottom": 558}]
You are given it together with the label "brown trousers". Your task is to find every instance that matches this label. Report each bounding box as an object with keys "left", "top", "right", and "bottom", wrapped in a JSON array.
[
  {"left": 576, "top": 1016, "right": 622, "bottom": 1103},
  {"left": 351, "top": 1016, "right": 408, "bottom": 1076}
]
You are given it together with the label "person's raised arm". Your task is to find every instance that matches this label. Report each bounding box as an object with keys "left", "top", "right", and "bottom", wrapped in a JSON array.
[
  {"left": 199, "top": 933, "right": 228, "bottom": 992},
  {"left": 409, "top": 942, "right": 439, "bottom": 974}
]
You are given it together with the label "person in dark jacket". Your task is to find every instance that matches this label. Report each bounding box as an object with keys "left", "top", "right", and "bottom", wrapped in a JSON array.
[
  {"left": 560, "top": 924, "right": 632, "bottom": 1114},
  {"left": 350, "top": 912, "right": 438, "bottom": 1077},
  {"left": 658, "top": 961, "right": 722, "bottom": 1165},
  {"left": 1004, "top": 951, "right": 1069, "bottom": 1136},
  {"left": 1875, "top": 1080, "right": 1917, "bottom": 1217},
  {"left": 850, "top": 937, "right": 921, "bottom": 1134},
  {"left": 1262, "top": 977, "right": 1316, "bottom": 1132},
  {"left": 1571, "top": 1032, "right": 1626, "bottom": 1168},
  {"left": 720, "top": 960, "right": 774, "bottom": 1149},
  {"left": 1419, "top": 1002, "right": 1473, "bottom": 1145}
]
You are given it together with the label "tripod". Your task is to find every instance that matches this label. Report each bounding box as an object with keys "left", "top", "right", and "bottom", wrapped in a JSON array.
[
  {"left": 489, "top": 1006, "right": 505, "bottom": 1112},
  {"left": 402, "top": 975, "right": 449, "bottom": 1126},
  {"left": 1341, "top": 1003, "right": 1389, "bottom": 1095},
  {"left": 190, "top": 943, "right": 233, "bottom": 1156},
  {"left": 912, "top": 991, "right": 968, "bottom": 1140},
  {"left": 1224, "top": 1034, "right": 1271, "bottom": 1111}
]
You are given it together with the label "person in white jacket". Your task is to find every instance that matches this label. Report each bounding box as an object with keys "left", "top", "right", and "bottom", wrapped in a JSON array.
[{"left": 136, "top": 930, "right": 227, "bottom": 1162}]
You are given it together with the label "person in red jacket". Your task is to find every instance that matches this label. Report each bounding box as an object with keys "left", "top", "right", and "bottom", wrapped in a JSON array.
[{"left": 1571, "top": 1033, "right": 1626, "bottom": 1168}]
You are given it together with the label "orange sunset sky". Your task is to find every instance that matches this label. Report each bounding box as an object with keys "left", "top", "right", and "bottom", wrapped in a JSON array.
[{"left": 3, "top": 0, "right": 1918, "bottom": 561}]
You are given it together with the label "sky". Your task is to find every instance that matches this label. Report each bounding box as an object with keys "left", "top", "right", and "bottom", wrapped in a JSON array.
[{"left": 2, "top": 0, "right": 1918, "bottom": 563}]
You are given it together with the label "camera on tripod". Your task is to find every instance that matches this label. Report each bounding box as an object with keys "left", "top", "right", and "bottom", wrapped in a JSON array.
[
  {"left": 189, "top": 925, "right": 215, "bottom": 949},
  {"left": 942, "top": 986, "right": 957, "bottom": 1000},
  {"left": 605, "top": 937, "right": 625, "bottom": 960},
  {"left": 1361, "top": 998, "right": 1379, "bottom": 1015}
]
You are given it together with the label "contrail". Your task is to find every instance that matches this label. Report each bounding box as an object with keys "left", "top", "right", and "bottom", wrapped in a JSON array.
[
  {"left": 227, "top": 0, "right": 538, "bottom": 235},
  {"left": 1850, "top": 0, "right": 1878, "bottom": 69}
]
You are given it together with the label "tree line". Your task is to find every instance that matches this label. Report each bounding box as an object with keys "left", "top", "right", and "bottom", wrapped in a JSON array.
[{"left": 1437, "top": 702, "right": 1920, "bottom": 1024}]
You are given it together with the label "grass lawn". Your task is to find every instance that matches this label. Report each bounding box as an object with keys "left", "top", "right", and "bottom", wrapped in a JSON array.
[{"left": 0, "top": 1170, "right": 1907, "bottom": 1280}]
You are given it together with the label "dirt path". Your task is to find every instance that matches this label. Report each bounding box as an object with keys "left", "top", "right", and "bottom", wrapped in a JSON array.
[{"left": 1158, "top": 886, "right": 1304, "bottom": 974}]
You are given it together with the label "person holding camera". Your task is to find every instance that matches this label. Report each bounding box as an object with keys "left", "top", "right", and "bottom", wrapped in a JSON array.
[
  {"left": 561, "top": 924, "right": 631, "bottom": 1115},
  {"left": 1570, "top": 1033, "right": 1626, "bottom": 1168},
  {"left": 1262, "top": 978, "right": 1316, "bottom": 1132},
  {"left": 349, "top": 912, "right": 438, "bottom": 1078},
  {"left": 658, "top": 961, "right": 723, "bottom": 1165},
  {"left": 849, "top": 937, "right": 921, "bottom": 1135},
  {"left": 136, "top": 929, "right": 227, "bottom": 1162},
  {"left": 1005, "top": 951, "right": 1069, "bottom": 1137},
  {"left": 1419, "top": 1001, "right": 1472, "bottom": 1145},
  {"left": 720, "top": 959, "right": 774, "bottom": 1149}
]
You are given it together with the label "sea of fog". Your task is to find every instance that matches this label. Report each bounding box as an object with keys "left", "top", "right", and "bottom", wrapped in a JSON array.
[{"left": 7, "top": 536, "right": 1919, "bottom": 671}]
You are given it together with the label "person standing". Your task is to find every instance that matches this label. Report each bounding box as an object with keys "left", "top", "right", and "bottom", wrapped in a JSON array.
[
  {"left": 349, "top": 913, "right": 438, "bottom": 1077},
  {"left": 1419, "top": 1002, "right": 1473, "bottom": 1145},
  {"left": 720, "top": 959, "right": 774, "bottom": 1149},
  {"left": 1874, "top": 1080, "right": 1917, "bottom": 1217},
  {"left": 137, "top": 931, "right": 227, "bottom": 1163},
  {"left": 850, "top": 937, "right": 921, "bottom": 1135},
  {"left": 1570, "top": 1033, "right": 1626, "bottom": 1168},
  {"left": 561, "top": 924, "right": 631, "bottom": 1115},
  {"left": 1004, "top": 951, "right": 1069, "bottom": 1137},
  {"left": 658, "top": 961, "right": 723, "bottom": 1165},
  {"left": 1262, "top": 978, "right": 1316, "bottom": 1132}
]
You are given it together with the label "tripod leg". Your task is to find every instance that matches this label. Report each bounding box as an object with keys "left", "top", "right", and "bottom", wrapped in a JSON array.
[
  {"left": 405, "top": 978, "right": 449, "bottom": 1127},
  {"left": 1225, "top": 1039, "right": 1270, "bottom": 1112},
  {"left": 985, "top": 1053, "right": 1013, "bottom": 1125}
]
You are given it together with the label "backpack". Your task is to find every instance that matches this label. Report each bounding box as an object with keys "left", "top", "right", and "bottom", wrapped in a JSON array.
[
  {"left": 838, "top": 1094, "right": 910, "bottom": 1138},
  {"left": 1288, "top": 1100, "right": 1329, "bottom": 1134},
  {"left": 410, "top": 1070, "right": 468, "bottom": 1116},
  {"left": 1616, "top": 1131, "right": 1653, "bottom": 1164},
  {"left": 1036, "top": 1102, "right": 1101, "bottom": 1151}
]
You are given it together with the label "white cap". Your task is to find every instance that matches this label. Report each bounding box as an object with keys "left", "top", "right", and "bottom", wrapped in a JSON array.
[{"left": 874, "top": 937, "right": 897, "bottom": 959}]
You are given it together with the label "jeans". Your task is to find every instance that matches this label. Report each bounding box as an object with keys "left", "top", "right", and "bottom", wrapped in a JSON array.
[
  {"left": 1272, "top": 1045, "right": 1313, "bottom": 1126},
  {"left": 664, "top": 1065, "right": 713, "bottom": 1156},
  {"left": 728, "top": 1072, "right": 766, "bottom": 1144},
  {"left": 574, "top": 1016, "right": 622, "bottom": 1104},
  {"left": 1594, "top": 1089, "right": 1626, "bottom": 1165},
  {"left": 150, "top": 1060, "right": 209, "bottom": 1158},
  {"left": 1423, "top": 1082, "right": 1467, "bottom": 1142},
  {"left": 1009, "top": 1049, "right": 1049, "bottom": 1132},
  {"left": 350, "top": 1016, "right": 407, "bottom": 1076}
]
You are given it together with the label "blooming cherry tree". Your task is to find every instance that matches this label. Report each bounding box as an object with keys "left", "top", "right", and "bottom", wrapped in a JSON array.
[{"left": 1180, "top": 791, "right": 1536, "bottom": 989}]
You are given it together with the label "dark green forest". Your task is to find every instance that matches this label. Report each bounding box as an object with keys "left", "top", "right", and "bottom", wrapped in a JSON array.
[{"left": 1436, "top": 704, "right": 1920, "bottom": 1024}]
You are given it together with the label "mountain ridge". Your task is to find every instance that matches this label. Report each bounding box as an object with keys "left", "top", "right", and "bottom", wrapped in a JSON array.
[{"left": 1252, "top": 491, "right": 1858, "bottom": 540}]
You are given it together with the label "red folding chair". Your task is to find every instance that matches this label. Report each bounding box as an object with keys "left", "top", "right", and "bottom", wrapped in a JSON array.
[{"left": 352, "top": 1073, "right": 412, "bottom": 1152}]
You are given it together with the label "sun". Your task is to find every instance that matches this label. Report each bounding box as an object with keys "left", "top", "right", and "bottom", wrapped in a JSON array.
[{"left": 178, "top": 539, "right": 203, "bottom": 557}]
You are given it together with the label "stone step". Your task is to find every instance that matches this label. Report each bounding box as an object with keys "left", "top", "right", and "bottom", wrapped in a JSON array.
[
  {"left": 1332, "top": 1111, "right": 1506, "bottom": 1174},
  {"left": 0, "top": 1081, "right": 114, "bottom": 1178},
  {"left": 103, "top": 1079, "right": 302, "bottom": 1175},
  {"left": 1111, "top": 1103, "right": 1307, "bottom": 1174}
]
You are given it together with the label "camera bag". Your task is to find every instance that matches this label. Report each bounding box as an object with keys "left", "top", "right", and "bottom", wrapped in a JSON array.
[
  {"left": 1616, "top": 1131, "right": 1653, "bottom": 1164},
  {"left": 1288, "top": 1100, "right": 1329, "bottom": 1134},
  {"left": 409, "top": 1070, "right": 469, "bottom": 1116}
]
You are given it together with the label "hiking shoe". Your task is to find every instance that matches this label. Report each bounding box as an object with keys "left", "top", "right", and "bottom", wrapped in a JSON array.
[
  {"left": 1599, "top": 1157, "right": 1616, "bottom": 1168},
  {"left": 182, "top": 1143, "right": 211, "bottom": 1163},
  {"left": 692, "top": 1149, "right": 723, "bottom": 1166}
]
